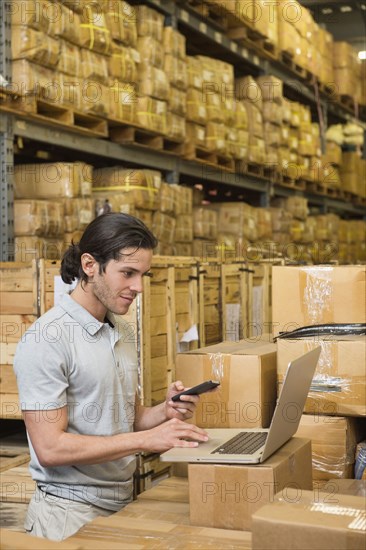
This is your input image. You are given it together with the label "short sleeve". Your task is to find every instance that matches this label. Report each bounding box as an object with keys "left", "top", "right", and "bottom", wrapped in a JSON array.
[{"left": 13, "top": 330, "right": 69, "bottom": 411}]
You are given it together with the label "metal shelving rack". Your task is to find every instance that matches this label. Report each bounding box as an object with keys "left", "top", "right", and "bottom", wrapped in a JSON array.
[
  {"left": 0, "top": 1, "right": 14, "bottom": 261},
  {"left": 0, "top": 0, "right": 365, "bottom": 260}
]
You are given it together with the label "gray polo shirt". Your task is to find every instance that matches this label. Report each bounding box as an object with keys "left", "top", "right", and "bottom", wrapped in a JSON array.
[{"left": 13, "top": 293, "right": 138, "bottom": 511}]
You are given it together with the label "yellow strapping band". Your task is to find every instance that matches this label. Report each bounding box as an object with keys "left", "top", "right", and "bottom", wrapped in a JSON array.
[{"left": 93, "top": 185, "right": 158, "bottom": 193}]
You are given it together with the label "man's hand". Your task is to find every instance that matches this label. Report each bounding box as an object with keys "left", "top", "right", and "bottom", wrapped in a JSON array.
[
  {"left": 165, "top": 380, "right": 199, "bottom": 421},
  {"left": 143, "top": 417, "right": 209, "bottom": 453}
]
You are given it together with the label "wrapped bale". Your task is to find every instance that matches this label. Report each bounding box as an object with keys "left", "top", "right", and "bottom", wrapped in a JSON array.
[{"left": 93, "top": 168, "right": 162, "bottom": 210}]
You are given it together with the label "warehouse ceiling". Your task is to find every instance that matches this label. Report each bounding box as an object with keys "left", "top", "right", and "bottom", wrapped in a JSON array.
[{"left": 300, "top": 1, "right": 366, "bottom": 52}]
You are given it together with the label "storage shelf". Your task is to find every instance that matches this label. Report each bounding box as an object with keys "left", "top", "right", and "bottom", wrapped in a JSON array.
[
  {"left": 8, "top": 111, "right": 365, "bottom": 216},
  {"left": 1, "top": 0, "right": 365, "bottom": 259}
]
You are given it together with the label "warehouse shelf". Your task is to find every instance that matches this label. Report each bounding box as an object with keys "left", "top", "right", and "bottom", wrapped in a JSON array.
[
  {"left": 1, "top": 0, "right": 365, "bottom": 260},
  {"left": 7, "top": 110, "right": 366, "bottom": 218}
]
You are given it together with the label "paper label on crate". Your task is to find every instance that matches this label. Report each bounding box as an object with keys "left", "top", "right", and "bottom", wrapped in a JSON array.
[
  {"left": 54, "top": 276, "right": 77, "bottom": 306},
  {"left": 225, "top": 304, "right": 240, "bottom": 342},
  {"left": 252, "top": 285, "right": 263, "bottom": 328},
  {"left": 131, "top": 49, "right": 140, "bottom": 63},
  {"left": 198, "top": 106, "right": 206, "bottom": 118},
  {"left": 194, "top": 76, "right": 201, "bottom": 88},
  {"left": 197, "top": 127, "right": 205, "bottom": 141},
  {"left": 81, "top": 180, "right": 91, "bottom": 196},
  {"left": 217, "top": 139, "right": 225, "bottom": 149},
  {"left": 79, "top": 209, "right": 92, "bottom": 224},
  {"left": 180, "top": 324, "right": 199, "bottom": 343}
]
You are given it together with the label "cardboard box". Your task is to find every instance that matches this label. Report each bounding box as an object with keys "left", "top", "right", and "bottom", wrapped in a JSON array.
[
  {"left": 189, "top": 437, "right": 312, "bottom": 531},
  {"left": 295, "top": 415, "right": 358, "bottom": 480},
  {"left": 252, "top": 488, "right": 366, "bottom": 550},
  {"left": 277, "top": 336, "right": 366, "bottom": 416},
  {"left": 176, "top": 340, "right": 277, "bottom": 429},
  {"left": 272, "top": 266, "right": 366, "bottom": 335}
]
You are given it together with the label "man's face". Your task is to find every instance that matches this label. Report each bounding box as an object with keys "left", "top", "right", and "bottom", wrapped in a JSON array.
[{"left": 91, "top": 247, "right": 153, "bottom": 315}]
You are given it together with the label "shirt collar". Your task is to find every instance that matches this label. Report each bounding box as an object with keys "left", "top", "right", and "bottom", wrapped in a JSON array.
[{"left": 58, "top": 293, "right": 107, "bottom": 336}]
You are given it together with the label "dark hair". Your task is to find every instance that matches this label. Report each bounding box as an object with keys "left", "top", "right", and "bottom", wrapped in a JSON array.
[{"left": 61, "top": 213, "right": 158, "bottom": 284}]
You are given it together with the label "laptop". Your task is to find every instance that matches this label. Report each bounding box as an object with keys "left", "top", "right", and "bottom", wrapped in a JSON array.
[{"left": 161, "top": 346, "right": 321, "bottom": 464}]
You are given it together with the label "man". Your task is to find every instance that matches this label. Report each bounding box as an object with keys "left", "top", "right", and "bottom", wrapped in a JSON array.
[{"left": 14, "top": 213, "right": 208, "bottom": 541}]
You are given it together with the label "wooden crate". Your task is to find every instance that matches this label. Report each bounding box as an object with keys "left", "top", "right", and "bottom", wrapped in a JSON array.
[
  {"left": 221, "top": 263, "right": 249, "bottom": 341},
  {"left": 0, "top": 262, "right": 38, "bottom": 317},
  {"left": 198, "top": 262, "right": 222, "bottom": 346},
  {"left": 143, "top": 257, "right": 199, "bottom": 405},
  {"left": 0, "top": 261, "right": 38, "bottom": 419},
  {"left": 38, "top": 259, "right": 62, "bottom": 314},
  {"left": 247, "top": 262, "right": 273, "bottom": 338}
]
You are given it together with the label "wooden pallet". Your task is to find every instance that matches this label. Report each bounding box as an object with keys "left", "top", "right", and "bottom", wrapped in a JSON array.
[
  {"left": 352, "top": 195, "right": 366, "bottom": 207},
  {"left": 227, "top": 23, "right": 275, "bottom": 58},
  {"left": 236, "top": 160, "right": 265, "bottom": 179},
  {"left": 277, "top": 173, "right": 306, "bottom": 191},
  {"left": 7, "top": 94, "right": 108, "bottom": 137},
  {"left": 305, "top": 181, "right": 344, "bottom": 197},
  {"left": 109, "top": 124, "right": 184, "bottom": 155},
  {"left": 181, "top": 0, "right": 228, "bottom": 31},
  {"left": 0, "top": 86, "right": 19, "bottom": 106},
  {"left": 338, "top": 94, "right": 357, "bottom": 115},
  {"left": 280, "top": 52, "right": 315, "bottom": 83},
  {"left": 318, "top": 80, "right": 338, "bottom": 100},
  {"left": 184, "top": 143, "right": 234, "bottom": 171}
]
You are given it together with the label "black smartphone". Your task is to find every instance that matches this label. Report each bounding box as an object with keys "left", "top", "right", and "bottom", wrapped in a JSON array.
[{"left": 171, "top": 380, "right": 220, "bottom": 402}]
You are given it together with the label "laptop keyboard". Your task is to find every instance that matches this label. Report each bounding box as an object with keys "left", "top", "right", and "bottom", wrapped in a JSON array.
[{"left": 211, "top": 431, "right": 268, "bottom": 455}]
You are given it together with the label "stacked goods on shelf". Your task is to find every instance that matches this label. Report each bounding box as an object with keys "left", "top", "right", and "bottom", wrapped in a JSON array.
[
  {"left": 153, "top": 183, "right": 177, "bottom": 256},
  {"left": 333, "top": 41, "right": 362, "bottom": 103},
  {"left": 318, "top": 27, "right": 334, "bottom": 88},
  {"left": 105, "top": 0, "right": 138, "bottom": 123},
  {"left": 192, "top": 207, "right": 218, "bottom": 257},
  {"left": 0, "top": 262, "right": 38, "bottom": 420},
  {"left": 199, "top": 56, "right": 234, "bottom": 160},
  {"left": 276, "top": 1, "right": 316, "bottom": 75},
  {"left": 338, "top": 220, "right": 366, "bottom": 264},
  {"left": 251, "top": 0, "right": 278, "bottom": 47},
  {"left": 236, "top": 75, "right": 265, "bottom": 166},
  {"left": 295, "top": 104, "right": 321, "bottom": 184},
  {"left": 13, "top": 162, "right": 94, "bottom": 260},
  {"left": 308, "top": 213, "right": 339, "bottom": 264},
  {"left": 185, "top": 55, "right": 235, "bottom": 162},
  {"left": 270, "top": 196, "right": 310, "bottom": 261},
  {"left": 135, "top": 5, "right": 167, "bottom": 134},
  {"left": 340, "top": 151, "right": 366, "bottom": 199},
  {"left": 269, "top": 207, "right": 292, "bottom": 247},
  {"left": 273, "top": 265, "right": 366, "bottom": 480},
  {"left": 361, "top": 59, "right": 366, "bottom": 108},
  {"left": 92, "top": 167, "right": 161, "bottom": 231},
  {"left": 185, "top": 56, "right": 207, "bottom": 153},
  {"left": 174, "top": 186, "right": 194, "bottom": 257},
  {"left": 215, "top": 202, "right": 258, "bottom": 261},
  {"left": 163, "top": 26, "right": 187, "bottom": 142},
  {"left": 276, "top": 1, "right": 303, "bottom": 61},
  {"left": 257, "top": 75, "right": 283, "bottom": 169}
]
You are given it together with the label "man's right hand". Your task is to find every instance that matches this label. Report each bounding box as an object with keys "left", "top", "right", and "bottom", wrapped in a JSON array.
[{"left": 143, "top": 418, "right": 209, "bottom": 453}]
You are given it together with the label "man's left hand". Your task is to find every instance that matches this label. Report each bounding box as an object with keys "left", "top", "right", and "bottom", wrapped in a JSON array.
[{"left": 165, "top": 381, "right": 199, "bottom": 421}]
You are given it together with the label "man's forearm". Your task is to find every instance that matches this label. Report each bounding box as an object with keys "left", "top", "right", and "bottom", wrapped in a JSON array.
[{"left": 134, "top": 402, "right": 167, "bottom": 431}]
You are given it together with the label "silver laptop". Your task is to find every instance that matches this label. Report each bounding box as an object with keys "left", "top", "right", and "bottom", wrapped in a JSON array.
[{"left": 161, "top": 347, "right": 321, "bottom": 464}]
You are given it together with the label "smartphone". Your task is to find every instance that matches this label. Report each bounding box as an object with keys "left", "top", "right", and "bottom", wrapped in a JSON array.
[{"left": 171, "top": 380, "right": 220, "bottom": 402}]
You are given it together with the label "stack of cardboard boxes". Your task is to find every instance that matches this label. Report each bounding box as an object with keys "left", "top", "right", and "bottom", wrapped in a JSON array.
[
  {"left": 273, "top": 266, "right": 366, "bottom": 481},
  {"left": 13, "top": 161, "right": 94, "bottom": 261}
]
